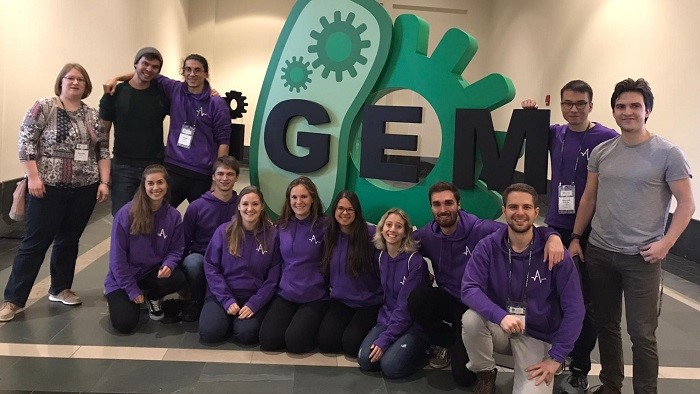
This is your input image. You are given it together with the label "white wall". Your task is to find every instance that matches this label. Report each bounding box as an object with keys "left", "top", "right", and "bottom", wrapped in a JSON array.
[
  {"left": 486, "top": 0, "right": 700, "bottom": 219},
  {"left": 0, "top": 0, "right": 190, "bottom": 181},
  {"left": 1, "top": 0, "right": 697, "bottom": 219}
]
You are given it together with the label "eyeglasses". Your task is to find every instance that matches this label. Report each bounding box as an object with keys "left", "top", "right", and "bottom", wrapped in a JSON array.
[
  {"left": 183, "top": 67, "right": 205, "bottom": 75},
  {"left": 63, "top": 76, "right": 86, "bottom": 84},
  {"left": 336, "top": 207, "right": 355, "bottom": 214},
  {"left": 561, "top": 101, "right": 589, "bottom": 110}
]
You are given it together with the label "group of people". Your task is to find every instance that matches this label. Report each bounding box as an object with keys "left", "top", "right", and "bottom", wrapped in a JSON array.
[
  {"left": 1, "top": 46, "right": 231, "bottom": 322},
  {"left": 0, "top": 42, "right": 694, "bottom": 394}
]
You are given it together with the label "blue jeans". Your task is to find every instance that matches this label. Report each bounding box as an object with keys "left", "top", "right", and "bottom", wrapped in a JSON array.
[
  {"left": 110, "top": 163, "right": 146, "bottom": 216},
  {"left": 587, "top": 244, "right": 661, "bottom": 393},
  {"left": 199, "top": 296, "right": 268, "bottom": 344},
  {"left": 4, "top": 183, "right": 98, "bottom": 307},
  {"left": 357, "top": 324, "right": 428, "bottom": 379},
  {"left": 182, "top": 253, "right": 206, "bottom": 303}
]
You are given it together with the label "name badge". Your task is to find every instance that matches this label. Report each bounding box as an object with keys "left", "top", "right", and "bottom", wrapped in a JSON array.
[
  {"left": 506, "top": 300, "right": 527, "bottom": 330},
  {"left": 74, "top": 143, "right": 89, "bottom": 162},
  {"left": 558, "top": 183, "right": 576, "bottom": 214},
  {"left": 177, "top": 124, "right": 195, "bottom": 149}
]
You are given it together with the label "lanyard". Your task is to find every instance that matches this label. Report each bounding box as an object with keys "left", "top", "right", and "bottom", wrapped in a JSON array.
[
  {"left": 557, "top": 122, "right": 591, "bottom": 186},
  {"left": 507, "top": 236, "right": 533, "bottom": 302},
  {"left": 184, "top": 95, "right": 201, "bottom": 127},
  {"left": 58, "top": 97, "right": 88, "bottom": 144}
]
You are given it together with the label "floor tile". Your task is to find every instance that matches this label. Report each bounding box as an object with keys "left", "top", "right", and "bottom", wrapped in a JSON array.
[
  {"left": 163, "top": 348, "right": 253, "bottom": 364},
  {"left": 293, "top": 365, "right": 387, "bottom": 394},
  {"left": 89, "top": 359, "right": 203, "bottom": 393},
  {"left": 251, "top": 351, "right": 338, "bottom": 366},
  {"left": 72, "top": 345, "right": 167, "bottom": 361},
  {"left": 0, "top": 357, "right": 112, "bottom": 392}
]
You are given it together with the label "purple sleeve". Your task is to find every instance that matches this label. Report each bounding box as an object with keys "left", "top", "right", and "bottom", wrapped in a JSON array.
[
  {"left": 548, "top": 256, "right": 585, "bottom": 362},
  {"left": 109, "top": 212, "right": 141, "bottom": 300},
  {"left": 162, "top": 215, "right": 184, "bottom": 271},
  {"left": 246, "top": 235, "right": 282, "bottom": 312},
  {"left": 461, "top": 241, "right": 508, "bottom": 326},
  {"left": 204, "top": 226, "right": 237, "bottom": 310},
  {"left": 155, "top": 75, "right": 181, "bottom": 100},
  {"left": 210, "top": 97, "right": 232, "bottom": 146},
  {"left": 182, "top": 205, "right": 197, "bottom": 256},
  {"left": 374, "top": 253, "right": 427, "bottom": 351}
]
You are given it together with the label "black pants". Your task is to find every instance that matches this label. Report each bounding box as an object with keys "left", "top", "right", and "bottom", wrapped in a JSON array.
[
  {"left": 199, "top": 296, "right": 269, "bottom": 344},
  {"left": 317, "top": 299, "right": 381, "bottom": 357},
  {"left": 550, "top": 225, "right": 597, "bottom": 375},
  {"left": 106, "top": 267, "right": 186, "bottom": 334},
  {"left": 259, "top": 296, "right": 329, "bottom": 354},
  {"left": 408, "top": 286, "right": 476, "bottom": 387},
  {"left": 166, "top": 166, "right": 211, "bottom": 209}
]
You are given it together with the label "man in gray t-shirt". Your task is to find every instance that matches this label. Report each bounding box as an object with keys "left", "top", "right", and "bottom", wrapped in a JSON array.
[{"left": 568, "top": 78, "right": 695, "bottom": 394}]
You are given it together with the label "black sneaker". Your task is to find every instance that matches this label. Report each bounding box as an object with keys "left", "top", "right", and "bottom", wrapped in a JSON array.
[
  {"left": 145, "top": 298, "right": 164, "bottom": 321},
  {"left": 559, "top": 370, "right": 589, "bottom": 393},
  {"left": 181, "top": 300, "right": 203, "bottom": 322}
]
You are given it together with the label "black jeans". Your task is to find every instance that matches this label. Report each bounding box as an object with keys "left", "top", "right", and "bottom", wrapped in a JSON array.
[
  {"left": 105, "top": 266, "right": 186, "bottom": 334},
  {"left": 408, "top": 286, "right": 476, "bottom": 387},
  {"left": 199, "top": 296, "right": 269, "bottom": 344},
  {"left": 4, "top": 183, "right": 98, "bottom": 307},
  {"left": 110, "top": 163, "right": 147, "bottom": 216},
  {"left": 550, "top": 225, "right": 596, "bottom": 375},
  {"left": 259, "top": 296, "right": 329, "bottom": 354},
  {"left": 166, "top": 168, "right": 211, "bottom": 209},
  {"left": 317, "top": 299, "right": 381, "bottom": 357}
]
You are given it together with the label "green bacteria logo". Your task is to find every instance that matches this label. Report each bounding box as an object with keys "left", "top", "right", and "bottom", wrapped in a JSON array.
[
  {"left": 308, "top": 11, "right": 371, "bottom": 82},
  {"left": 281, "top": 56, "right": 313, "bottom": 92},
  {"left": 251, "top": 0, "right": 517, "bottom": 225}
]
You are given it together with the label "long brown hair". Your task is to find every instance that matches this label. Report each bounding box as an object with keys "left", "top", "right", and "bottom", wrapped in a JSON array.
[
  {"left": 321, "top": 191, "right": 374, "bottom": 278},
  {"left": 277, "top": 176, "right": 324, "bottom": 229},
  {"left": 226, "top": 186, "right": 271, "bottom": 257},
  {"left": 129, "top": 165, "right": 170, "bottom": 235}
]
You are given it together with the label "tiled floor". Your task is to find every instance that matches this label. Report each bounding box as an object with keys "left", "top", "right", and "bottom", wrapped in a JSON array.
[{"left": 0, "top": 168, "right": 699, "bottom": 393}]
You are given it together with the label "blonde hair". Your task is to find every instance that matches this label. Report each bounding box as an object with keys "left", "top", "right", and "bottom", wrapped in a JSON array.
[{"left": 373, "top": 208, "right": 418, "bottom": 254}]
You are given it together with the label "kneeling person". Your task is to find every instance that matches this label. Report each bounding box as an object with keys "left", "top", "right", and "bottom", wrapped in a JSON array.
[
  {"left": 461, "top": 183, "right": 584, "bottom": 394},
  {"left": 104, "top": 165, "right": 186, "bottom": 334}
]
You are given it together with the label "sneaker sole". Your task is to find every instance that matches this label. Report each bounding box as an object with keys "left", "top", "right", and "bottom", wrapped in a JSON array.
[
  {"left": 149, "top": 313, "right": 164, "bottom": 321},
  {"left": 250, "top": 0, "right": 392, "bottom": 218},
  {"left": 0, "top": 310, "right": 22, "bottom": 322},
  {"left": 48, "top": 295, "right": 82, "bottom": 306}
]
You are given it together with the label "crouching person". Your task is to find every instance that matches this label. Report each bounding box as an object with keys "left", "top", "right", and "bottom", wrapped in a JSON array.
[
  {"left": 358, "top": 208, "right": 430, "bottom": 379},
  {"left": 199, "top": 186, "right": 281, "bottom": 344},
  {"left": 104, "top": 165, "right": 186, "bottom": 334},
  {"left": 461, "top": 184, "right": 584, "bottom": 394}
]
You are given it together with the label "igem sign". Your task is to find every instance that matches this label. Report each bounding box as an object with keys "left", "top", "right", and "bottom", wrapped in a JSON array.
[{"left": 251, "top": 0, "right": 550, "bottom": 226}]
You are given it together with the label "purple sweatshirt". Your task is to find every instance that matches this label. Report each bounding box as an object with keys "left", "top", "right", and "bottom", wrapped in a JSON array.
[
  {"left": 184, "top": 191, "right": 239, "bottom": 255},
  {"left": 461, "top": 226, "right": 584, "bottom": 363},
  {"left": 104, "top": 202, "right": 184, "bottom": 300},
  {"left": 414, "top": 210, "right": 503, "bottom": 299},
  {"left": 546, "top": 123, "right": 618, "bottom": 229},
  {"left": 375, "top": 250, "right": 429, "bottom": 351},
  {"left": 204, "top": 220, "right": 282, "bottom": 313},
  {"left": 156, "top": 75, "right": 231, "bottom": 176},
  {"left": 328, "top": 224, "right": 383, "bottom": 308},
  {"left": 277, "top": 216, "right": 328, "bottom": 303}
]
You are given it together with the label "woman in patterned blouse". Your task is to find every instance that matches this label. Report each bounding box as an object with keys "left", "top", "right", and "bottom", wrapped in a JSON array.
[{"left": 0, "top": 63, "right": 111, "bottom": 323}]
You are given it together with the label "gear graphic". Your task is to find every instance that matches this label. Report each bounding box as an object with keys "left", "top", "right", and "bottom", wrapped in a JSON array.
[
  {"left": 224, "top": 90, "right": 248, "bottom": 120},
  {"left": 347, "top": 14, "right": 516, "bottom": 224},
  {"left": 308, "top": 11, "right": 371, "bottom": 82},
  {"left": 280, "top": 56, "right": 313, "bottom": 92}
]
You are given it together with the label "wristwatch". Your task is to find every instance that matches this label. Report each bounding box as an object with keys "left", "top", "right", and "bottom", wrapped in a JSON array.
[{"left": 570, "top": 233, "right": 582, "bottom": 240}]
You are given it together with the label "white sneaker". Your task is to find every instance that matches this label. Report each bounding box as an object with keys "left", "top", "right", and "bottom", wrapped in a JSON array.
[{"left": 48, "top": 289, "right": 82, "bottom": 305}]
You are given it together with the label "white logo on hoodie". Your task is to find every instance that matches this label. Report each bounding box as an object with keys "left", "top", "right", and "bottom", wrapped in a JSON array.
[
  {"left": 531, "top": 269, "right": 547, "bottom": 284},
  {"left": 309, "top": 235, "right": 320, "bottom": 245},
  {"left": 463, "top": 246, "right": 471, "bottom": 256},
  {"left": 158, "top": 229, "right": 167, "bottom": 239},
  {"left": 256, "top": 244, "right": 268, "bottom": 254}
]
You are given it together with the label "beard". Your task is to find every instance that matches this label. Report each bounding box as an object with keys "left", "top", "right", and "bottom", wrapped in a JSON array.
[{"left": 436, "top": 212, "right": 458, "bottom": 228}]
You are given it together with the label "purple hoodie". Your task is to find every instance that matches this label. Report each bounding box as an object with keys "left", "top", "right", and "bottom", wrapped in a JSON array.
[
  {"left": 414, "top": 210, "right": 503, "bottom": 299},
  {"left": 277, "top": 216, "right": 328, "bottom": 303},
  {"left": 375, "top": 250, "right": 429, "bottom": 351},
  {"left": 204, "top": 220, "right": 282, "bottom": 313},
  {"left": 184, "top": 191, "right": 239, "bottom": 255},
  {"left": 461, "top": 226, "right": 584, "bottom": 363},
  {"left": 156, "top": 75, "right": 231, "bottom": 176},
  {"left": 104, "top": 201, "right": 184, "bottom": 300},
  {"left": 328, "top": 224, "right": 383, "bottom": 308},
  {"left": 546, "top": 123, "right": 618, "bottom": 229}
]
